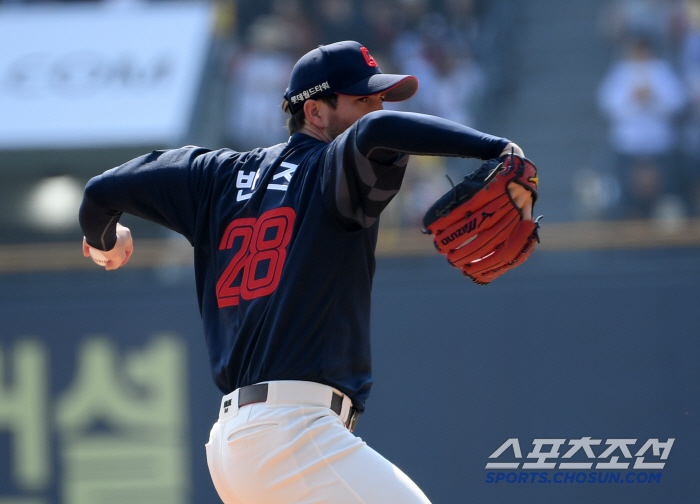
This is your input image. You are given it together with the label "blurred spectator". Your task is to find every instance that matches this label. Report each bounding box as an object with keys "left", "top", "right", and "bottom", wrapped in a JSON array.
[
  {"left": 360, "top": 0, "right": 404, "bottom": 54},
  {"left": 269, "top": 0, "right": 319, "bottom": 57},
  {"left": 599, "top": 0, "right": 683, "bottom": 57},
  {"left": 315, "top": 0, "right": 363, "bottom": 45},
  {"left": 392, "top": 12, "right": 485, "bottom": 124},
  {"left": 443, "top": 0, "right": 481, "bottom": 56},
  {"left": 224, "top": 16, "right": 295, "bottom": 149},
  {"left": 420, "top": 35, "right": 485, "bottom": 126},
  {"left": 679, "top": 0, "right": 700, "bottom": 213},
  {"left": 597, "top": 33, "right": 688, "bottom": 218},
  {"left": 391, "top": 0, "right": 432, "bottom": 73}
]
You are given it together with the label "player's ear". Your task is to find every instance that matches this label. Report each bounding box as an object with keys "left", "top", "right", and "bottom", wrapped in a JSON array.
[{"left": 303, "top": 99, "right": 326, "bottom": 129}]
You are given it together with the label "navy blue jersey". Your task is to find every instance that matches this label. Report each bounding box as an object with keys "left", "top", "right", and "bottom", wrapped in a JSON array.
[{"left": 80, "top": 110, "right": 509, "bottom": 411}]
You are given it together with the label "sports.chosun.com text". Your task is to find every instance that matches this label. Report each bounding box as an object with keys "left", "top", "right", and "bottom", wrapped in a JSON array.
[{"left": 486, "top": 471, "right": 661, "bottom": 484}]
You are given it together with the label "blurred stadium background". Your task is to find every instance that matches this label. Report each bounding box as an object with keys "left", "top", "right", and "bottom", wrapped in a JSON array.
[{"left": 1, "top": 1, "right": 699, "bottom": 503}]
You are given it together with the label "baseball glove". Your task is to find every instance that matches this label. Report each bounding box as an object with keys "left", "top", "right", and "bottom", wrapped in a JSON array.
[{"left": 422, "top": 153, "right": 541, "bottom": 285}]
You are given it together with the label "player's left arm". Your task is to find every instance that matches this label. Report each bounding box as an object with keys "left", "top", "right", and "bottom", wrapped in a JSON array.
[
  {"left": 356, "top": 111, "right": 532, "bottom": 219},
  {"left": 321, "top": 110, "right": 526, "bottom": 229},
  {"left": 354, "top": 110, "right": 512, "bottom": 162}
]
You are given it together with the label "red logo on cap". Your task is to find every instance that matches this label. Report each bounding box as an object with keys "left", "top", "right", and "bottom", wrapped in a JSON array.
[{"left": 360, "top": 47, "right": 378, "bottom": 68}]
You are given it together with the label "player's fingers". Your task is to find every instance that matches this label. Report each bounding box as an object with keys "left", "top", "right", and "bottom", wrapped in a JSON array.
[
  {"left": 104, "top": 225, "right": 133, "bottom": 270},
  {"left": 121, "top": 240, "right": 134, "bottom": 267},
  {"left": 518, "top": 197, "right": 533, "bottom": 221},
  {"left": 499, "top": 142, "right": 524, "bottom": 158},
  {"left": 507, "top": 182, "right": 534, "bottom": 217},
  {"left": 82, "top": 237, "right": 91, "bottom": 257},
  {"left": 507, "top": 182, "right": 528, "bottom": 203}
]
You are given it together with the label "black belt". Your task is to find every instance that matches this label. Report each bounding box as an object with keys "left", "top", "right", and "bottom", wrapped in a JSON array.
[{"left": 234, "top": 383, "right": 359, "bottom": 432}]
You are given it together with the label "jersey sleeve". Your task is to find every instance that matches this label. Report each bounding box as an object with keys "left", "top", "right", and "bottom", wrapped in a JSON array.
[
  {"left": 322, "top": 124, "right": 409, "bottom": 229},
  {"left": 355, "top": 110, "right": 510, "bottom": 162},
  {"left": 321, "top": 110, "right": 510, "bottom": 229},
  {"left": 79, "top": 147, "right": 227, "bottom": 250}
]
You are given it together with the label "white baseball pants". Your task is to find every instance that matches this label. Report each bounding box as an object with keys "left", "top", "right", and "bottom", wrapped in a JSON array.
[{"left": 206, "top": 381, "right": 432, "bottom": 504}]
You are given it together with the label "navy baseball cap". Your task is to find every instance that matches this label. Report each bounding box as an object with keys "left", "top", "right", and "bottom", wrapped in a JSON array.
[{"left": 284, "top": 41, "right": 418, "bottom": 114}]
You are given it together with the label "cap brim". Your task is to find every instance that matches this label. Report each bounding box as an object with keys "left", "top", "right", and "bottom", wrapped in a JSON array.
[{"left": 337, "top": 74, "right": 418, "bottom": 102}]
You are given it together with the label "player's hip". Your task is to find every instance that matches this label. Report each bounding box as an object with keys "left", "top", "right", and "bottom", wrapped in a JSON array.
[
  {"left": 205, "top": 381, "right": 432, "bottom": 504},
  {"left": 205, "top": 382, "right": 365, "bottom": 503}
]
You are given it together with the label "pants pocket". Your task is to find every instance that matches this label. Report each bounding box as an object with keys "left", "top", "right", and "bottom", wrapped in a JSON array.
[{"left": 226, "top": 422, "right": 279, "bottom": 444}]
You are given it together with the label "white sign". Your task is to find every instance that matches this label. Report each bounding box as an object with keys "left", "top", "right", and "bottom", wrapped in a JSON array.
[{"left": 0, "top": 2, "right": 212, "bottom": 149}]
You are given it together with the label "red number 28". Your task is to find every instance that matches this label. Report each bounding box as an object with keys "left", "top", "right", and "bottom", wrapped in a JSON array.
[{"left": 216, "top": 207, "right": 296, "bottom": 308}]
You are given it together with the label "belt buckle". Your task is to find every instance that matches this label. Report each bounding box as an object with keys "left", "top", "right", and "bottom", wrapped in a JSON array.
[{"left": 347, "top": 407, "right": 359, "bottom": 432}]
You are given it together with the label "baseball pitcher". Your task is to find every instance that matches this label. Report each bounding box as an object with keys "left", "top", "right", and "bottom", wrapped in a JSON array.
[{"left": 80, "top": 41, "right": 538, "bottom": 503}]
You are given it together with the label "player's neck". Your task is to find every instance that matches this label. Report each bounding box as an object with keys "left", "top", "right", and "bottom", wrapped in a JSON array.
[{"left": 298, "top": 123, "right": 332, "bottom": 143}]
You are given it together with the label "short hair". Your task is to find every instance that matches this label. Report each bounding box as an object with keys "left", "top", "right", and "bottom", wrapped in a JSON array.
[{"left": 281, "top": 94, "right": 338, "bottom": 134}]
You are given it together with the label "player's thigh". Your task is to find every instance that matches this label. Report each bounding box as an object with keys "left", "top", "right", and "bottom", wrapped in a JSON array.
[
  {"left": 318, "top": 439, "right": 433, "bottom": 504},
  {"left": 295, "top": 412, "right": 431, "bottom": 504}
]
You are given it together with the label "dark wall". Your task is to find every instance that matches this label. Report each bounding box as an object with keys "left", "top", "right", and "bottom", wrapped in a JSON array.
[
  {"left": 365, "top": 248, "right": 699, "bottom": 503},
  {"left": 1, "top": 248, "right": 698, "bottom": 503}
]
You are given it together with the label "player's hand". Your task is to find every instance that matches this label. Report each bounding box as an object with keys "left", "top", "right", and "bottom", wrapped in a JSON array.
[
  {"left": 508, "top": 182, "right": 534, "bottom": 220},
  {"left": 82, "top": 223, "right": 133, "bottom": 270},
  {"left": 499, "top": 143, "right": 532, "bottom": 219},
  {"left": 500, "top": 142, "right": 524, "bottom": 158}
]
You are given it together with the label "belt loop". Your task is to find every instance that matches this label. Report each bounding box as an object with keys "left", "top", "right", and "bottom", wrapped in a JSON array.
[
  {"left": 330, "top": 392, "right": 343, "bottom": 415},
  {"left": 347, "top": 407, "right": 359, "bottom": 432},
  {"left": 339, "top": 394, "right": 352, "bottom": 423},
  {"left": 219, "top": 389, "right": 241, "bottom": 420}
]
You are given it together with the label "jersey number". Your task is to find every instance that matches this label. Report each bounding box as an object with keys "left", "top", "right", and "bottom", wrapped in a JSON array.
[{"left": 216, "top": 207, "right": 296, "bottom": 308}]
